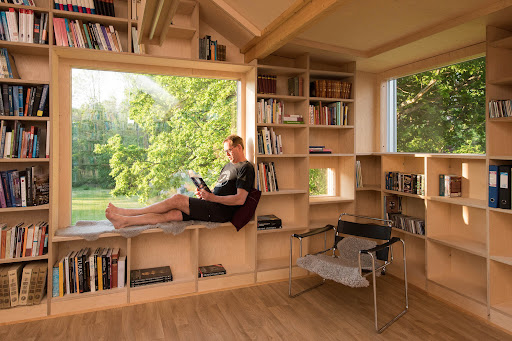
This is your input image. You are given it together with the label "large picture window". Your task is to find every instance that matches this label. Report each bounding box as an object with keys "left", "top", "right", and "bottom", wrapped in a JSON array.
[
  {"left": 71, "top": 69, "right": 238, "bottom": 224},
  {"left": 387, "top": 57, "right": 486, "bottom": 154}
]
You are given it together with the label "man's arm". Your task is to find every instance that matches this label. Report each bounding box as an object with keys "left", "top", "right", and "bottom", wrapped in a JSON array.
[{"left": 199, "top": 188, "right": 248, "bottom": 206}]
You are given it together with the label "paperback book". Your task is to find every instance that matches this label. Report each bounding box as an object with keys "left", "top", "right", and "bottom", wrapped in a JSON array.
[
  {"left": 198, "top": 264, "right": 226, "bottom": 278},
  {"left": 188, "top": 170, "right": 211, "bottom": 193},
  {"left": 257, "top": 214, "right": 282, "bottom": 230},
  {"left": 130, "top": 266, "right": 173, "bottom": 287}
]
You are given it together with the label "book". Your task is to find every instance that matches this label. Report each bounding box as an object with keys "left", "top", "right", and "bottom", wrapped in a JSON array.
[
  {"left": 8, "top": 263, "right": 23, "bottom": 307},
  {"left": 198, "top": 264, "right": 226, "bottom": 278},
  {"left": 188, "top": 170, "right": 211, "bottom": 193},
  {"left": 489, "top": 165, "right": 499, "bottom": 208},
  {"left": 130, "top": 266, "right": 172, "bottom": 287},
  {"left": 257, "top": 214, "right": 282, "bottom": 229},
  {"left": 118, "top": 255, "right": 125, "bottom": 288}
]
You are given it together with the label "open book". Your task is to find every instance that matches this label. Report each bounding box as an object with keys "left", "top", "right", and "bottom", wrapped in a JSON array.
[{"left": 188, "top": 170, "right": 211, "bottom": 193}]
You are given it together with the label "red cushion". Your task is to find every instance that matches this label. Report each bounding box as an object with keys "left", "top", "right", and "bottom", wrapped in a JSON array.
[{"left": 231, "top": 188, "right": 261, "bottom": 231}]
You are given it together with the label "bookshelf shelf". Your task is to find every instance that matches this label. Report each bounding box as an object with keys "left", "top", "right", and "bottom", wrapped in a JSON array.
[
  {"left": 0, "top": 116, "right": 50, "bottom": 121},
  {"left": 356, "top": 184, "right": 380, "bottom": 191},
  {"left": 167, "top": 24, "right": 197, "bottom": 40},
  {"left": 490, "top": 256, "right": 512, "bottom": 267},
  {"left": 0, "top": 4, "right": 49, "bottom": 11},
  {"left": 198, "top": 263, "right": 254, "bottom": 278},
  {"left": 0, "top": 78, "right": 50, "bottom": 86},
  {"left": 490, "top": 208, "right": 512, "bottom": 215},
  {"left": 489, "top": 76, "right": 512, "bottom": 86},
  {"left": 257, "top": 154, "right": 308, "bottom": 158},
  {"left": 257, "top": 65, "right": 306, "bottom": 76},
  {"left": 309, "top": 125, "right": 354, "bottom": 129},
  {"left": 392, "top": 227, "right": 425, "bottom": 239},
  {"left": 0, "top": 158, "right": 49, "bottom": 163},
  {"left": 491, "top": 304, "right": 512, "bottom": 318},
  {"left": 489, "top": 156, "right": 512, "bottom": 161},
  {"left": 310, "top": 97, "right": 354, "bottom": 102},
  {"left": 428, "top": 236, "right": 486, "bottom": 257},
  {"left": 0, "top": 41, "right": 49, "bottom": 55},
  {"left": 382, "top": 189, "right": 426, "bottom": 199},
  {"left": 309, "top": 153, "right": 354, "bottom": 157},
  {"left": 309, "top": 70, "right": 354, "bottom": 78},
  {"left": 261, "top": 189, "right": 308, "bottom": 196},
  {"left": 52, "top": 287, "right": 128, "bottom": 303},
  {"left": 0, "top": 297, "right": 47, "bottom": 324},
  {"left": 0, "top": 255, "right": 48, "bottom": 265},
  {"left": 257, "top": 256, "right": 292, "bottom": 272},
  {"left": 257, "top": 226, "right": 308, "bottom": 234},
  {"left": 488, "top": 116, "right": 512, "bottom": 122},
  {"left": 53, "top": 9, "right": 129, "bottom": 28},
  {"left": 256, "top": 94, "right": 307, "bottom": 102},
  {"left": 0, "top": 204, "right": 49, "bottom": 212},
  {"left": 256, "top": 123, "right": 306, "bottom": 128},
  {"left": 309, "top": 196, "right": 353, "bottom": 205},
  {"left": 428, "top": 196, "right": 486, "bottom": 209}
]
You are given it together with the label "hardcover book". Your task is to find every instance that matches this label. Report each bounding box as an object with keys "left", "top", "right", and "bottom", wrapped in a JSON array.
[
  {"left": 198, "top": 264, "right": 226, "bottom": 278},
  {"left": 257, "top": 214, "right": 282, "bottom": 229},
  {"left": 188, "top": 170, "right": 211, "bottom": 193},
  {"left": 130, "top": 266, "right": 173, "bottom": 287}
]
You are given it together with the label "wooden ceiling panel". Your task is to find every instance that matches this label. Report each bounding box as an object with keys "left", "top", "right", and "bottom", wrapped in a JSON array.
[
  {"left": 220, "top": 0, "right": 296, "bottom": 30},
  {"left": 297, "top": 0, "right": 497, "bottom": 52}
]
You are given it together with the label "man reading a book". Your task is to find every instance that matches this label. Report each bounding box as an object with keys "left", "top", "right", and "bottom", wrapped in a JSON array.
[{"left": 105, "top": 135, "right": 255, "bottom": 229}]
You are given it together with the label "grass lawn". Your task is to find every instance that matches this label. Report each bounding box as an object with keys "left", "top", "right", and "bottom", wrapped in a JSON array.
[{"left": 72, "top": 187, "right": 142, "bottom": 224}]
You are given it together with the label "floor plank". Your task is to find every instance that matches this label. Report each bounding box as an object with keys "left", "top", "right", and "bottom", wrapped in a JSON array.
[{"left": 1, "top": 275, "right": 512, "bottom": 340}]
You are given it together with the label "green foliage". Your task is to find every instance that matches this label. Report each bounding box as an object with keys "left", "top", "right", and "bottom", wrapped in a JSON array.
[
  {"left": 94, "top": 75, "right": 238, "bottom": 203},
  {"left": 309, "top": 168, "right": 327, "bottom": 196},
  {"left": 396, "top": 57, "right": 486, "bottom": 154}
]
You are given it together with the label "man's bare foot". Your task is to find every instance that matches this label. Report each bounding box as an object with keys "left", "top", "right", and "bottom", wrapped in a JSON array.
[
  {"left": 106, "top": 203, "right": 140, "bottom": 216},
  {"left": 106, "top": 211, "right": 128, "bottom": 229}
]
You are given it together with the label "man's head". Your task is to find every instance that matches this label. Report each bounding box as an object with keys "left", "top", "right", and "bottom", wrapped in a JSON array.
[{"left": 223, "top": 135, "right": 246, "bottom": 163}]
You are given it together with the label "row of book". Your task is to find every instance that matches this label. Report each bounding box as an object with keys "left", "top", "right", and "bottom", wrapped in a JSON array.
[
  {"left": 257, "top": 214, "right": 282, "bottom": 230},
  {"left": 388, "top": 213, "right": 425, "bottom": 235},
  {"left": 309, "top": 101, "right": 349, "bottom": 126},
  {"left": 257, "top": 161, "right": 279, "bottom": 193},
  {"left": 309, "top": 145, "right": 332, "bottom": 154},
  {"left": 198, "top": 35, "right": 226, "bottom": 61},
  {"left": 0, "top": 221, "right": 49, "bottom": 259},
  {"left": 0, "top": 84, "right": 49, "bottom": 117},
  {"left": 257, "top": 127, "right": 282, "bottom": 155},
  {"left": 257, "top": 74, "right": 277, "bottom": 95},
  {"left": 130, "top": 0, "right": 141, "bottom": 20},
  {"left": 0, "top": 1, "right": 36, "bottom": 5},
  {"left": 0, "top": 48, "right": 19, "bottom": 79},
  {"left": 0, "top": 8, "right": 49, "bottom": 44},
  {"left": 1, "top": 121, "right": 49, "bottom": 159},
  {"left": 257, "top": 98, "right": 284, "bottom": 124},
  {"left": 355, "top": 160, "right": 363, "bottom": 188},
  {"left": 385, "top": 171, "right": 425, "bottom": 195},
  {"left": 288, "top": 76, "right": 304, "bottom": 97},
  {"left": 488, "top": 99, "right": 512, "bottom": 118},
  {"left": 489, "top": 165, "right": 512, "bottom": 209},
  {"left": 439, "top": 174, "right": 462, "bottom": 197},
  {"left": 310, "top": 79, "right": 352, "bottom": 99},
  {"left": 53, "top": 18, "right": 123, "bottom": 52},
  {"left": 0, "top": 166, "right": 50, "bottom": 208},
  {"left": 54, "top": 0, "right": 115, "bottom": 17},
  {"left": 0, "top": 261, "right": 47, "bottom": 309},
  {"left": 52, "top": 247, "right": 126, "bottom": 297}
]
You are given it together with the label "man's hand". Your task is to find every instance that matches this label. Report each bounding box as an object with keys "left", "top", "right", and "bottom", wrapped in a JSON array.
[{"left": 197, "top": 189, "right": 215, "bottom": 201}]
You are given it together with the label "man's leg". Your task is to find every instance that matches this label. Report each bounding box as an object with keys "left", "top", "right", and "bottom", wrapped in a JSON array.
[
  {"left": 106, "top": 209, "right": 184, "bottom": 229},
  {"left": 107, "top": 194, "right": 191, "bottom": 216}
]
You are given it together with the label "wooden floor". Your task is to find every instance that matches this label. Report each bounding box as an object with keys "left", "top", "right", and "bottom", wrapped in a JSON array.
[{"left": 1, "top": 275, "right": 512, "bottom": 340}]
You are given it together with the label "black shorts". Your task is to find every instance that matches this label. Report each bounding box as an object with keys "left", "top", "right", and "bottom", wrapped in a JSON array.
[{"left": 182, "top": 197, "right": 238, "bottom": 222}]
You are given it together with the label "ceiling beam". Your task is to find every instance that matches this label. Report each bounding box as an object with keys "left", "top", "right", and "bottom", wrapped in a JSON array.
[
  {"left": 242, "top": 0, "right": 347, "bottom": 63},
  {"left": 290, "top": 38, "right": 369, "bottom": 58},
  {"left": 209, "top": 0, "right": 261, "bottom": 37}
]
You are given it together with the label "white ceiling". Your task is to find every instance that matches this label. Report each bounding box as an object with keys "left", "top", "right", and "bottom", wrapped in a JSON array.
[{"left": 199, "top": 0, "right": 512, "bottom": 73}]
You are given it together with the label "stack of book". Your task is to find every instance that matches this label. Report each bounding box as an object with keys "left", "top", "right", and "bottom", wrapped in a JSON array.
[
  {"left": 310, "top": 79, "right": 351, "bottom": 99},
  {"left": 53, "top": 18, "right": 123, "bottom": 52},
  {"left": 0, "top": 261, "right": 47, "bottom": 309},
  {"left": 257, "top": 161, "right": 279, "bottom": 192},
  {"left": 257, "top": 214, "right": 282, "bottom": 230},
  {"left": 0, "top": 165, "right": 49, "bottom": 208},
  {"left": 198, "top": 264, "right": 226, "bottom": 278},
  {"left": 52, "top": 247, "right": 125, "bottom": 296},
  {"left": 198, "top": 35, "right": 226, "bottom": 61},
  {"left": 0, "top": 84, "right": 50, "bottom": 117},
  {"left": 1, "top": 121, "right": 49, "bottom": 160},
  {"left": 283, "top": 115, "right": 304, "bottom": 124},
  {"left": 309, "top": 146, "right": 332, "bottom": 154},
  {"left": 0, "top": 8, "right": 49, "bottom": 45},
  {"left": 0, "top": 49, "right": 19, "bottom": 79},
  {"left": 257, "top": 127, "right": 282, "bottom": 155},
  {"left": 257, "top": 74, "right": 277, "bottom": 94},
  {"left": 384, "top": 195, "right": 425, "bottom": 235},
  {"left": 488, "top": 99, "right": 512, "bottom": 118},
  {"left": 257, "top": 98, "right": 285, "bottom": 124},
  {"left": 130, "top": 266, "right": 172, "bottom": 287},
  {"left": 439, "top": 174, "right": 462, "bottom": 197},
  {"left": 308, "top": 101, "right": 348, "bottom": 125},
  {"left": 287, "top": 76, "right": 303, "bottom": 96},
  {"left": 0, "top": 221, "right": 49, "bottom": 259},
  {"left": 54, "top": 0, "right": 116, "bottom": 17},
  {"left": 385, "top": 171, "right": 425, "bottom": 195}
]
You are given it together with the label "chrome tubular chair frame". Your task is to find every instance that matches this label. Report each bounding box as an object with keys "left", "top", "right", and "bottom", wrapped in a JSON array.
[{"left": 288, "top": 213, "right": 409, "bottom": 333}]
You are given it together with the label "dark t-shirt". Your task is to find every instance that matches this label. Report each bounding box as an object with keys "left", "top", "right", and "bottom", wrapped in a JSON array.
[{"left": 213, "top": 161, "right": 255, "bottom": 197}]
